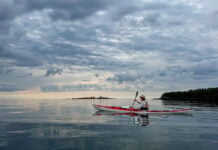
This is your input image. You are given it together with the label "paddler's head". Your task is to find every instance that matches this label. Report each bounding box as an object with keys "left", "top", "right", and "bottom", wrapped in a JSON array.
[{"left": 140, "top": 95, "right": 145, "bottom": 101}]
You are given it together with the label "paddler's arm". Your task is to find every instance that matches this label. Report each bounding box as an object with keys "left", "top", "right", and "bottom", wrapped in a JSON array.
[{"left": 134, "top": 99, "right": 141, "bottom": 104}]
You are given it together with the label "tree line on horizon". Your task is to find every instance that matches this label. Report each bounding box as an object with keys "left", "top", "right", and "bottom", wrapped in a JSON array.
[{"left": 160, "top": 87, "right": 218, "bottom": 103}]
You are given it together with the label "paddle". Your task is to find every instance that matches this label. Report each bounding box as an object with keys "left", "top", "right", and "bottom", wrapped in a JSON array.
[{"left": 131, "top": 91, "right": 138, "bottom": 107}]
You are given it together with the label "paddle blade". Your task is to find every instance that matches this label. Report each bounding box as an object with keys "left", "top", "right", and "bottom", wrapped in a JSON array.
[{"left": 135, "top": 91, "right": 138, "bottom": 98}]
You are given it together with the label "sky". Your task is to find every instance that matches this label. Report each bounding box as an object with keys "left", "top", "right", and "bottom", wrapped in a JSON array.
[{"left": 0, "top": 0, "right": 218, "bottom": 98}]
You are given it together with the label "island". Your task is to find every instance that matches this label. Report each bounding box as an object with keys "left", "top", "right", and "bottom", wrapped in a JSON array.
[
  {"left": 160, "top": 87, "right": 218, "bottom": 103},
  {"left": 72, "top": 96, "right": 114, "bottom": 99}
]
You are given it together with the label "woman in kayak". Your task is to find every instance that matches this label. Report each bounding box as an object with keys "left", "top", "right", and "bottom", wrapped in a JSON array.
[{"left": 134, "top": 95, "right": 149, "bottom": 110}]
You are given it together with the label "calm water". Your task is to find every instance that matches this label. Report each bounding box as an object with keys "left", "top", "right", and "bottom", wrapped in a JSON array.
[{"left": 0, "top": 98, "right": 218, "bottom": 150}]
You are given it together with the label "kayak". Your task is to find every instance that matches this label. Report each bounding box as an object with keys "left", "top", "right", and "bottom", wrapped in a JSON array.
[{"left": 93, "top": 104, "right": 193, "bottom": 115}]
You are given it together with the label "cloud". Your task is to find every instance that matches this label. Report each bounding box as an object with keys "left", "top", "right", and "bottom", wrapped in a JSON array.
[
  {"left": 0, "top": 67, "right": 14, "bottom": 75},
  {"left": 0, "top": 0, "right": 15, "bottom": 21},
  {"left": 0, "top": 50, "right": 44, "bottom": 67},
  {"left": 0, "top": 0, "right": 218, "bottom": 95},
  {"left": 0, "top": 21, "right": 12, "bottom": 34},
  {"left": 44, "top": 68, "right": 62, "bottom": 77},
  {"left": 13, "top": 0, "right": 111, "bottom": 21},
  {"left": 41, "top": 84, "right": 103, "bottom": 92},
  {"left": 0, "top": 83, "right": 24, "bottom": 92}
]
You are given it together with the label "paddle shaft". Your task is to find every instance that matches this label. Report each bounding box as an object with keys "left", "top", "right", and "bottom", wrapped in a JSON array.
[{"left": 131, "top": 91, "right": 138, "bottom": 107}]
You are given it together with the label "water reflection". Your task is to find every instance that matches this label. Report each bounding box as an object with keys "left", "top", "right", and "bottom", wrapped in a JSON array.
[
  {"left": 162, "top": 99, "right": 218, "bottom": 107},
  {"left": 134, "top": 115, "right": 149, "bottom": 126},
  {"left": 94, "top": 111, "right": 149, "bottom": 126},
  {"left": 162, "top": 99, "right": 218, "bottom": 112}
]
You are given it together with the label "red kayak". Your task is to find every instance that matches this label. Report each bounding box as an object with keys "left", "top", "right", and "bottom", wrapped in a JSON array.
[{"left": 93, "top": 104, "right": 193, "bottom": 115}]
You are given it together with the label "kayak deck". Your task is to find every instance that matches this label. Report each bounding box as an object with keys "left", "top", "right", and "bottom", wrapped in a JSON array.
[
  {"left": 93, "top": 104, "right": 193, "bottom": 114},
  {"left": 93, "top": 104, "right": 141, "bottom": 112}
]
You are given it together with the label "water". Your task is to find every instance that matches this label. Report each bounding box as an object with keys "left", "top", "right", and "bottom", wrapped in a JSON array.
[{"left": 0, "top": 98, "right": 218, "bottom": 150}]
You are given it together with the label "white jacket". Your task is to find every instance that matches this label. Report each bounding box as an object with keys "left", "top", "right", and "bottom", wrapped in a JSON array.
[{"left": 135, "top": 100, "right": 149, "bottom": 110}]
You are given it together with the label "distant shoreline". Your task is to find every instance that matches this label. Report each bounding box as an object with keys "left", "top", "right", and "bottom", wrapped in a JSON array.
[
  {"left": 72, "top": 96, "right": 115, "bottom": 99},
  {"left": 160, "top": 87, "right": 218, "bottom": 103}
]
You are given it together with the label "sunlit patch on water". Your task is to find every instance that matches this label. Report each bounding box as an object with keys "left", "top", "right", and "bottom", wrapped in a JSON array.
[
  {"left": 9, "top": 112, "right": 24, "bottom": 114},
  {"left": 7, "top": 130, "right": 27, "bottom": 134}
]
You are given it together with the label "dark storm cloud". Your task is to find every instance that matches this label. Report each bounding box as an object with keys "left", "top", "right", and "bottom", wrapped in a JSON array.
[
  {"left": 15, "top": 0, "right": 110, "bottom": 21},
  {"left": 0, "top": 0, "right": 15, "bottom": 21},
  {"left": 0, "top": 0, "right": 218, "bottom": 93},
  {"left": 0, "top": 21, "right": 11, "bottom": 33},
  {"left": 31, "top": 41, "right": 115, "bottom": 70},
  {"left": 6, "top": 0, "right": 176, "bottom": 22},
  {"left": 0, "top": 50, "right": 43, "bottom": 67},
  {"left": 106, "top": 57, "right": 218, "bottom": 86},
  {"left": 23, "top": 0, "right": 106, "bottom": 11},
  {"left": 0, "top": 67, "right": 14, "bottom": 75},
  {"left": 158, "top": 58, "right": 218, "bottom": 80},
  {"left": 22, "top": 0, "right": 166, "bottom": 22},
  {"left": 144, "top": 13, "right": 161, "bottom": 26},
  {"left": 44, "top": 68, "right": 62, "bottom": 77},
  {"left": 0, "top": 0, "right": 109, "bottom": 23},
  {"left": 48, "top": 1, "right": 106, "bottom": 21},
  {"left": 189, "top": 59, "right": 218, "bottom": 76},
  {"left": 107, "top": 73, "right": 142, "bottom": 84}
]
